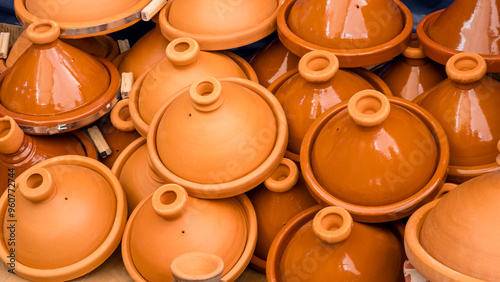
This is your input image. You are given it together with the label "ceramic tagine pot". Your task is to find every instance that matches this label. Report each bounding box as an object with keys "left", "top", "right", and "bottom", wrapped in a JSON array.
[
  {"left": 122, "top": 183, "right": 257, "bottom": 281},
  {"left": 246, "top": 158, "right": 317, "bottom": 273},
  {"left": 414, "top": 52, "right": 500, "bottom": 183},
  {"left": 0, "top": 20, "right": 120, "bottom": 135},
  {"left": 267, "top": 205, "right": 406, "bottom": 281},
  {"left": 147, "top": 76, "right": 288, "bottom": 199},
  {"left": 301, "top": 90, "right": 449, "bottom": 222},
  {"left": 170, "top": 252, "right": 224, "bottom": 282},
  {"left": 0, "top": 155, "right": 127, "bottom": 281},
  {"left": 158, "top": 0, "right": 280, "bottom": 50},
  {"left": 113, "top": 37, "right": 257, "bottom": 136},
  {"left": 277, "top": 0, "right": 413, "bottom": 67},
  {"left": 378, "top": 34, "right": 446, "bottom": 101},
  {"left": 269, "top": 50, "right": 392, "bottom": 162},
  {"left": 417, "top": 0, "right": 500, "bottom": 72},
  {"left": 405, "top": 168, "right": 500, "bottom": 281},
  {"left": 0, "top": 116, "right": 98, "bottom": 193}
]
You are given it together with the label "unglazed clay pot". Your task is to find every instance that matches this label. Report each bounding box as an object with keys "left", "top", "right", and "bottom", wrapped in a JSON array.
[
  {"left": 301, "top": 90, "right": 449, "bottom": 222},
  {"left": 269, "top": 50, "right": 392, "bottom": 162},
  {"left": 171, "top": 253, "right": 224, "bottom": 282},
  {"left": 277, "top": 0, "right": 413, "bottom": 67},
  {"left": 246, "top": 158, "right": 317, "bottom": 273},
  {"left": 122, "top": 184, "right": 257, "bottom": 281},
  {"left": 414, "top": 52, "right": 500, "bottom": 183},
  {"left": 148, "top": 76, "right": 287, "bottom": 199},
  {"left": 0, "top": 155, "right": 127, "bottom": 281},
  {"left": 267, "top": 205, "right": 405, "bottom": 281},
  {"left": 159, "top": 0, "right": 280, "bottom": 50},
  {"left": 378, "top": 34, "right": 446, "bottom": 101},
  {"left": 405, "top": 171, "right": 500, "bottom": 281},
  {"left": 417, "top": 0, "right": 500, "bottom": 72},
  {"left": 0, "top": 20, "right": 120, "bottom": 135},
  {"left": 249, "top": 38, "right": 300, "bottom": 88}
]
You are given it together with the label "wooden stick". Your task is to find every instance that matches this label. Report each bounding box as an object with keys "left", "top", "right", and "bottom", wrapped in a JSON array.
[
  {"left": 120, "top": 72, "right": 134, "bottom": 99},
  {"left": 141, "top": 0, "right": 167, "bottom": 21},
  {"left": 0, "top": 33, "right": 10, "bottom": 59},
  {"left": 87, "top": 126, "right": 112, "bottom": 158},
  {"left": 118, "top": 39, "right": 130, "bottom": 53}
]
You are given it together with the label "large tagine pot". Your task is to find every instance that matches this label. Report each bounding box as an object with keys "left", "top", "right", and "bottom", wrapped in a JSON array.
[
  {"left": 414, "top": 52, "right": 500, "bottom": 183},
  {"left": 269, "top": 50, "right": 392, "bottom": 162},
  {"left": 122, "top": 184, "right": 257, "bottom": 281},
  {"left": 267, "top": 205, "right": 406, "bottom": 281},
  {"left": 0, "top": 155, "right": 127, "bottom": 281},
  {"left": 301, "top": 90, "right": 449, "bottom": 222},
  {"left": 0, "top": 20, "right": 120, "bottom": 135}
]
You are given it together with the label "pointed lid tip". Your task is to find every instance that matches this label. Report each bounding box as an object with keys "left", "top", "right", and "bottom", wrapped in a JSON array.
[{"left": 26, "top": 20, "right": 60, "bottom": 45}]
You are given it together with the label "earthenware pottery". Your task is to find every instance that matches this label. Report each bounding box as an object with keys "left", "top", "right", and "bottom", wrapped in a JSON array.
[
  {"left": 249, "top": 37, "right": 300, "bottom": 88},
  {"left": 378, "top": 34, "right": 446, "bottom": 101},
  {"left": 147, "top": 76, "right": 287, "bottom": 199},
  {"left": 171, "top": 252, "right": 224, "bottom": 282},
  {"left": 121, "top": 37, "right": 257, "bottom": 136},
  {"left": 277, "top": 0, "right": 413, "bottom": 67},
  {"left": 405, "top": 170, "right": 500, "bottom": 281},
  {"left": 2, "top": 30, "right": 30, "bottom": 72},
  {"left": 247, "top": 158, "right": 317, "bottom": 273},
  {"left": 0, "top": 155, "right": 127, "bottom": 281},
  {"left": 15, "top": 0, "right": 153, "bottom": 38},
  {"left": 269, "top": 50, "right": 392, "bottom": 162},
  {"left": 62, "top": 35, "right": 119, "bottom": 61},
  {"left": 267, "top": 205, "right": 405, "bottom": 281},
  {"left": 122, "top": 184, "right": 257, "bottom": 281},
  {"left": 414, "top": 52, "right": 500, "bottom": 183},
  {"left": 417, "top": 0, "right": 500, "bottom": 72},
  {"left": 112, "top": 137, "right": 165, "bottom": 214},
  {"left": 0, "top": 20, "right": 120, "bottom": 135},
  {"left": 301, "top": 90, "right": 449, "bottom": 222},
  {"left": 159, "top": 0, "right": 280, "bottom": 50}
]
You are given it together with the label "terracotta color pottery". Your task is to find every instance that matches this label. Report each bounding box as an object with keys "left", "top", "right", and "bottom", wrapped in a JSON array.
[
  {"left": 267, "top": 205, "right": 405, "bottom": 281},
  {"left": 62, "top": 35, "right": 119, "bottom": 61},
  {"left": 405, "top": 171, "right": 500, "bottom": 281},
  {"left": 417, "top": 0, "right": 500, "bottom": 72},
  {"left": 171, "top": 252, "right": 224, "bottom": 282},
  {"left": 0, "top": 155, "right": 127, "bottom": 281},
  {"left": 124, "top": 37, "right": 258, "bottom": 136},
  {"left": 0, "top": 116, "right": 98, "bottom": 194},
  {"left": 122, "top": 184, "right": 257, "bottom": 281},
  {"left": 378, "top": 34, "right": 446, "bottom": 101},
  {"left": 158, "top": 0, "right": 280, "bottom": 50},
  {"left": 249, "top": 37, "right": 300, "bottom": 88},
  {"left": 277, "top": 0, "right": 413, "bottom": 67},
  {"left": 414, "top": 52, "right": 500, "bottom": 183},
  {"left": 147, "top": 76, "right": 287, "bottom": 199},
  {"left": 246, "top": 158, "right": 317, "bottom": 273},
  {"left": 0, "top": 20, "right": 120, "bottom": 135},
  {"left": 301, "top": 90, "right": 449, "bottom": 222},
  {"left": 15, "top": 0, "right": 153, "bottom": 38},
  {"left": 269, "top": 50, "right": 392, "bottom": 162}
]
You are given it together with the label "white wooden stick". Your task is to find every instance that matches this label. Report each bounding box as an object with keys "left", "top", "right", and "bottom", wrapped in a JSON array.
[
  {"left": 0, "top": 33, "right": 10, "bottom": 59},
  {"left": 141, "top": 0, "right": 167, "bottom": 21},
  {"left": 120, "top": 72, "right": 135, "bottom": 99},
  {"left": 87, "top": 125, "right": 112, "bottom": 158},
  {"left": 118, "top": 39, "right": 130, "bottom": 53}
]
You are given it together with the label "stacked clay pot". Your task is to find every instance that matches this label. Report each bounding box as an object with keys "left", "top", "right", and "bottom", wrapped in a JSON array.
[{"left": 170, "top": 252, "right": 225, "bottom": 282}]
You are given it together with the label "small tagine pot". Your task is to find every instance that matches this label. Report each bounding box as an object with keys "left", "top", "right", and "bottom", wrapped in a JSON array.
[
  {"left": 277, "top": 0, "right": 413, "bottom": 67},
  {"left": 171, "top": 252, "right": 224, "bottom": 282},
  {"left": 246, "top": 158, "right": 317, "bottom": 273},
  {"left": 159, "top": 0, "right": 280, "bottom": 50},
  {"left": 0, "top": 116, "right": 98, "bottom": 193},
  {"left": 267, "top": 205, "right": 406, "bottom": 281},
  {"left": 0, "top": 155, "right": 127, "bottom": 281},
  {"left": 120, "top": 37, "right": 257, "bottom": 136},
  {"left": 414, "top": 52, "right": 500, "bottom": 183},
  {"left": 269, "top": 50, "right": 392, "bottom": 162},
  {"left": 417, "top": 0, "right": 500, "bottom": 72},
  {"left": 405, "top": 170, "right": 500, "bottom": 281},
  {"left": 0, "top": 20, "right": 120, "bottom": 135},
  {"left": 122, "top": 184, "right": 257, "bottom": 281},
  {"left": 148, "top": 76, "right": 287, "bottom": 199},
  {"left": 301, "top": 90, "right": 449, "bottom": 222},
  {"left": 378, "top": 34, "right": 446, "bottom": 101}
]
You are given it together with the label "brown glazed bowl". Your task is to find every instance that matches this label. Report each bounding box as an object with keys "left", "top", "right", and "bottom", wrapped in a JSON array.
[
  {"left": 0, "top": 155, "right": 127, "bottom": 281},
  {"left": 269, "top": 50, "right": 392, "bottom": 162},
  {"left": 405, "top": 171, "right": 500, "bottom": 281},
  {"left": 277, "top": 0, "right": 413, "bottom": 67},
  {"left": 122, "top": 184, "right": 257, "bottom": 281},
  {"left": 158, "top": 0, "right": 280, "bottom": 50},
  {"left": 0, "top": 20, "right": 120, "bottom": 135},
  {"left": 301, "top": 90, "right": 449, "bottom": 222},
  {"left": 414, "top": 52, "right": 500, "bottom": 183},
  {"left": 267, "top": 205, "right": 405, "bottom": 281}
]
